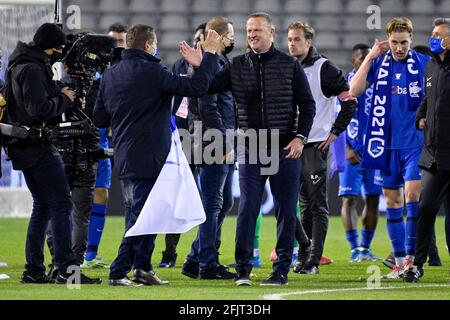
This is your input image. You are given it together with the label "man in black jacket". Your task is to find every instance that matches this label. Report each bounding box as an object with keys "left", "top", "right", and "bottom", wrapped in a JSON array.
[
  {"left": 94, "top": 24, "right": 222, "bottom": 286},
  {"left": 181, "top": 17, "right": 236, "bottom": 280},
  {"left": 6, "top": 23, "right": 100, "bottom": 284},
  {"left": 287, "top": 21, "right": 357, "bottom": 274},
  {"left": 405, "top": 18, "right": 450, "bottom": 282},
  {"left": 202, "top": 12, "right": 316, "bottom": 286}
]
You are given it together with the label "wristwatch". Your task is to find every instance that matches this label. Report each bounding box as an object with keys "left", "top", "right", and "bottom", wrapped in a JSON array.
[{"left": 296, "top": 134, "right": 308, "bottom": 144}]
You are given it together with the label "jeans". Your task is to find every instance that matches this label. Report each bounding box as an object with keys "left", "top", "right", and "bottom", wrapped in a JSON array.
[
  {"left": 121, "top": 178, "right": 134, "bottom": 229},
  {"left": 23, "top": 152, "right": 75, "bottom": 275},
  {"left": 187, "top": 164, "right": 234, "bottom": 270}
]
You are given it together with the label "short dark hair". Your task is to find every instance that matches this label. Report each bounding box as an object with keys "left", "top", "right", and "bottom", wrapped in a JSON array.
[
  {"left": 193, "top": 23, "right": 207, "bottom": 44},
  {"left": 206, "top": 16, "right": 232, "bottom": 36},
  {"left": 352, "top": 43, "right": 370, "bottom": 52},
  {"left": 248, "top": 12, "right": 273, "bottom": 28},
  {"left": 108, "top": 22, "right": 127, "bottom": 34},
  {"left": 126, "top": 24, "right": 155, "bottom": 50},
  {"left": 287, "top": 21, "right": 315, "bottom": 40},
  {"left": 195, "top": 22, "right": 207, "bottom": 34}
]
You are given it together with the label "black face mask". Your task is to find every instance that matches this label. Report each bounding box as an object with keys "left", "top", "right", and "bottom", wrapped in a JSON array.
[
  {"left": 224, "top": 41, "right": 235, "bottom": 55},
  {"left": 49, "top": 50, "right": 64, "bottom": 65}
]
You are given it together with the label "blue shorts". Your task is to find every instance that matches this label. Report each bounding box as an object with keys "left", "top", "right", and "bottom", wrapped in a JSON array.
[
  {"left": 338, "top": 160, "right": 382, "bottom": 197},
  {"left": 95, "top": 158, "right": 112, "bottom": 189},
  {"left": 375, "top": 147, "right": 422, "bottom": 189}
]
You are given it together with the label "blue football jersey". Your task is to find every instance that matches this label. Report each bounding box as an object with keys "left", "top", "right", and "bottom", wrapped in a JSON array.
[{"left": 367, "top": 51, "right": 430, "bottom": 149}]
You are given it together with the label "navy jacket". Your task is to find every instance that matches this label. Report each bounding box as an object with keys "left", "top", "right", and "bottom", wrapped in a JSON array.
[{"left": 93, "top": 49, "right": 219, "bottom": 179}]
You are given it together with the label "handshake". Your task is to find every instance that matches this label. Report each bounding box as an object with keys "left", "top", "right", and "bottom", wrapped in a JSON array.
[{"left": 178, "top": 29, "right": 225, "bottom": 67}]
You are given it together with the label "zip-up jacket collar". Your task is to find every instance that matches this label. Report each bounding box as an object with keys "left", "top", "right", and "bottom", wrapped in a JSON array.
[{"left": 249, "top": 43, "right": 276, "bottom": 64}]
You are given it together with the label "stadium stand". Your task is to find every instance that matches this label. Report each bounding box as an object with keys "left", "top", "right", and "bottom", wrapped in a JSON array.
[{"left": 59, "top": 0, "right": 444, "bottom": 74}]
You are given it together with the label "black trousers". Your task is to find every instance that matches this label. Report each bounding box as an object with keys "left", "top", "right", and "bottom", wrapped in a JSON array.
[
  {"left": 47, "top": 162, "right": 97, "bottom": 265},
  {"left": 415, "top": 167, "right": 450, "bottom": 267},
  {"left": 22, "top": 153, "right": 75, "bottom": 275},
  {"left": 296, "top": 145, "right": 329, "bottom": 267}
]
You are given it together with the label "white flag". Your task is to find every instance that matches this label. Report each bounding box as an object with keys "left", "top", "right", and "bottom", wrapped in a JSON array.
[{"left": 125, "top": 128, "right": 205, "bottom": 237}]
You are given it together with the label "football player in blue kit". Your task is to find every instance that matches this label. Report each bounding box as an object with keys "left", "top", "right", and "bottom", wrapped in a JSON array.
[
  {"left": 82, "top": 127, "right": 112, "bottom": 268},
  {"left": 339, "top": 44, "right": 382, "bottom": 263},
  {"left": 350, "top": 18, "right": 430, "bottom": 279}
]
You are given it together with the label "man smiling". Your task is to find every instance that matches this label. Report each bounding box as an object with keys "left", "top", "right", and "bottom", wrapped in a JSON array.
[{"left": 206, "top": 12, "right": 316, "bottom": 286}]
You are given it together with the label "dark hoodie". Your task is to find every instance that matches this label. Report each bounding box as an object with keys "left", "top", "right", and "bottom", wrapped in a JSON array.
[
  {"left": 416, "top": 51, "right": 450, "bottom": 171},
  {"left": 6, "top": 42, "right": 72, "bottom": 170}
]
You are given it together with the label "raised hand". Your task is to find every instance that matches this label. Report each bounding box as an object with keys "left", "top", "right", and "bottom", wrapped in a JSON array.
[
  {"left": 368, "top": 39, "right": 390, "bottom": 60},
  {"left": 201, "top": 29, "right": 223, "bottom": 55},
  {"left": 179, "top": 41, "right": 202, "bottom": 67}
]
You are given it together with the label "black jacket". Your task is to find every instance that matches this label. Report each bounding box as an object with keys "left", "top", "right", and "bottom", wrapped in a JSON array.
[
  {"left": 6, "top": 42, "right": 72, "bottom": 170},
  {"left": 209, "top": 44, "right": 316, "bottom": 147},
  {"left": 190, "top": 55, "right": 235, "bottom": 158},
  {"left": 93, "top": 49, "right": 219, "bottom": 179},
  {"left": 416, "top": 51, "right": 450, "bottom": 171},
  {"left": 301, "top": 46, "right": 356, "bottom": 137}
]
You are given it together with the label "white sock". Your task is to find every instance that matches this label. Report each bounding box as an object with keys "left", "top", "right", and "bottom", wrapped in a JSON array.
[
  {"left": 405, "top": 255, "right": 415, "bottom": 264},
  {"left": 395, "top": 257, "right": 405, "bottom": 268},
  {"left": 253, "top": 249, "right": 259, "bottom": 257},
  {"left": 293, "top": 247, "right": 299, "bottom": 254}
]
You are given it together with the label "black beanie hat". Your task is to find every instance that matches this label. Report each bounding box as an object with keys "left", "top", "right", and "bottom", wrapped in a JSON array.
[{"left": 33, "top": 23, "right": 66, "bottom": 50}]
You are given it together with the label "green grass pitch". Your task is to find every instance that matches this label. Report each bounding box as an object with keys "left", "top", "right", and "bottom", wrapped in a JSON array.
[{"left": 0, "top": 216, "right": 449, "bottom": 300}]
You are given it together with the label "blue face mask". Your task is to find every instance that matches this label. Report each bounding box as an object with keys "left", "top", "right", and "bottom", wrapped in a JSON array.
[
  {"left": 154, "top": 46, "right": 159, "bottom": 58},
  {"left": 429, "top": 37, "right": 447, "bottom": 55}
]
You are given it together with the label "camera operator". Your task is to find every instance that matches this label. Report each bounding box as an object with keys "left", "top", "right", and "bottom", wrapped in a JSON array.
[
  {"left": 5, "top": 23, "right": 100, "bottom": 284},
  {"left": 46, "top": 30, "right": 118, "bottom": 272},
  {"left": 46, "top": 59, "right": 102, "bottom": 271}
]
